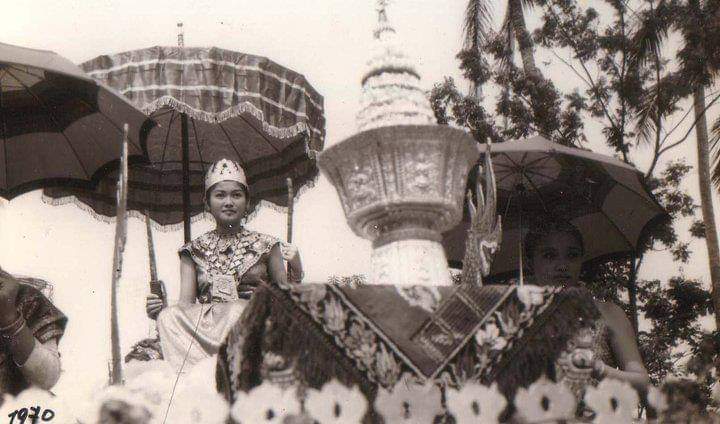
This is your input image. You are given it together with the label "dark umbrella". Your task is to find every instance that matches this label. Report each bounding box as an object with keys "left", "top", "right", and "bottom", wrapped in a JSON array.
[
  {"left": 43, "top": 46, "right": 326, "bottom": 239},
  {"left": 0, "top": 42, "right": 150, "bottom": 198},
  {"left": 443, "top": 135, "right": 668, "bottom": 277}
]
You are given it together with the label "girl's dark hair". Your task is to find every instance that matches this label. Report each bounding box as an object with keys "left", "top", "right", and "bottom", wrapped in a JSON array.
[{"left": 523, "top": 217, "right": 585, "bottom": 267}]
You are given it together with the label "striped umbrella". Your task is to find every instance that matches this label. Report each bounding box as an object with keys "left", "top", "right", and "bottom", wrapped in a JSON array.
[
  {"left": 0, "top": 42, "right": 149, "bottom": 199},
  {"left": 43, "top": 46, "right": 326, "bottom": 240}
]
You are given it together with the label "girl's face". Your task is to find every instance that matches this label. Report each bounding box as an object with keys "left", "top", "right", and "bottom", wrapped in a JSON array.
[
  {"left": 207, "top": 181, "right": 247, "bottom": 228},
  {"left": 530, "top": 231, "right": 583, "bottom": 287}
]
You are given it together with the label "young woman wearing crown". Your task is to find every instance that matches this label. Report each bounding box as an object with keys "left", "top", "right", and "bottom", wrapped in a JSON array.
[{"left": 144, "top": 158, "right": 304, "bottom": 369}]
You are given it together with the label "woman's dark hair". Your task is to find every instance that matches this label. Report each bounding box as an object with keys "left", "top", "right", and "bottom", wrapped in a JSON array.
[{"left": 523, "top": 217, "right": 585, "bottom": 268}]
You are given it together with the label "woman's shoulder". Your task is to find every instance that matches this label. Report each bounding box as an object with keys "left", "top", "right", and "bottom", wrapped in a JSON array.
[
  {"left": 594, "top": 300, "right": 632, "bottom": 326},
  {"left": 242, "top": 230, "right": 280, "bottom": 252},
  {"left": 180, "top": 230, "right": 218, "bottom": 252}
]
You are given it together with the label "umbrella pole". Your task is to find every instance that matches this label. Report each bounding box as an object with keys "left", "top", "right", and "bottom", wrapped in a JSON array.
[
  {"left": 109, "top": 124, "right": 129, "bottom": 385},
  {"left": 181, "top": 113, "right": 191, "bottom": 243},
  {"left": 286, "top": 178, "right": 294, "bottom": 243},
  {"left": 286, "top": 178, "right": 294, "bottom": 275},
  {"left": 145, "top": 211, "right": 166, "bottom": 337}
]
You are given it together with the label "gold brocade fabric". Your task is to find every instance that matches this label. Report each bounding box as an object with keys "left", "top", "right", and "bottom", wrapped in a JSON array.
[
  {"left": 157, "top": 229, "right": 279, "bottom": 370},
  {"left": 179, "top": 229, "right": 280, "bottom": 303}
]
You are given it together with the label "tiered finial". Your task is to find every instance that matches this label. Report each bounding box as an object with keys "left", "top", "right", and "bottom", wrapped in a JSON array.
[
  {"left": 177, "top": 22, "right": 185, "bottom": 47},
  {"left": 374, "top": 0, "right": 394, "bottom": 40},
  {"left": 357, "top": 0, "right": 435, "bottom": 131},
  {"left": 376, "top": 0, "right": 389, "bottom": 23}
]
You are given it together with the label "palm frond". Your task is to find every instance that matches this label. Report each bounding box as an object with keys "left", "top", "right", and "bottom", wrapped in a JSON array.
[
  {"left": 495, "top": 4, "right": 516, "bottom": 74},
  {"left": 629, "top": 0, "right": 673, "bottom": 67},
  {"left": 634, "top": 90, "right": 660, "bottom": 147},
  {"left": 463, "top": 0, "right": 494, "bottom": 50}
]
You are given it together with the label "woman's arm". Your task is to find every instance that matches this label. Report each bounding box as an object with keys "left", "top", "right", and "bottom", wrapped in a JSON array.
[
  {"left": 280, "top": 243, "right": 304, "bottom": 283},
  {"left": 267, "top": 244, "right": 288, "bottom": 286},
  {"left": 18, "top": 338, "right": 61, "bottom": 390},
  {"left": 177, "top": 254, "right": 198, "bottom": 304},
  {"left": 596, "top": 301, "right": 650, "bottom": 392}
]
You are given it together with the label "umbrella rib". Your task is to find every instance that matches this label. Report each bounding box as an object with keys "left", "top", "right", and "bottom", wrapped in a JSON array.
[
  {"left": 7, "top": 65, "right": 45, "bottom": 82},
  {"left": 190, "top": 118, "right": 207, "bottom": 172},
  {"left": 218, "top": 122, "right": 248, "bottom": 164},
  {"left": 610, "top": 177, "right": 664, "bottom": 211},
  {"left": 238, "top": 114, "right": 282, "bottom": 154},
  {"left": 0, "top": 83, "right": 7, "bottom": 189},
  {"left": 6, "top": 69, "right": 91, "bottom": 179},
  {"left": 598, "top": 207, "right": 636, "bottom": 252},
  {"left": 15, "top": 66, "right": 145, "bottom": 154},
  {"left": 158, "top": 110, "right": 178, "bottom": 171},
  {"left": 73, "top": 93, "right": 144, "bottom": 157},
  {"left": 520, "top": 154, "right": 553, "bottom": 169},
  {"left": 522, "top": 171, "right": 550, "bottom": 214}
]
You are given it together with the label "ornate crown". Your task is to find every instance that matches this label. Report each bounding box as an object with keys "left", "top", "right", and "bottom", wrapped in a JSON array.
[{"left": 205, "top": 158, "right": 248, "bottom": 193}]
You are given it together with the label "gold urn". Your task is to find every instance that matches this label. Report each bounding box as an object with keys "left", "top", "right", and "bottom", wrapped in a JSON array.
[{"left": 318, "top": 125, "right": 479, "bottom": 286}]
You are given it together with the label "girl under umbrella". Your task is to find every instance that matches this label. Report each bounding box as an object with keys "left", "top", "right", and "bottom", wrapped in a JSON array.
[
  {"left": 454, "top": 137, "right": 657, "bottom": 416},
  {"left": 520, "top": 217, "right": 650, "bottom": 394},
  {"left": 144, "top": 159, "right": 303, "bottom": 370}
]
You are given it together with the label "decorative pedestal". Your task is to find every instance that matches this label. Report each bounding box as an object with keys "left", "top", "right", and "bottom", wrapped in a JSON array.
[{"left": 318, "top": 125, "right": 479, "bottom": 286}]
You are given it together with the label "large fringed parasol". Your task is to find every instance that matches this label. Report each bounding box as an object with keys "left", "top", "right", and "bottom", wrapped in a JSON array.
[
  {"left": 43, "top": 45, "right": 326, "bottom": 241},
  {"left": 443, "top": 135, "right": 668, "bottom": 278}
]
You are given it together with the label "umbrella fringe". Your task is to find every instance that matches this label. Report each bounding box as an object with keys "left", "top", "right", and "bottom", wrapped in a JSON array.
[
  {"left": 40, "top": 192, "right": 212, "bottom": 232},
  {"left": 142, "top": 96, "right": 324, "bottom": 142},
  {"left": 40, "top": 173, "right": 318, "bottom": 235}
]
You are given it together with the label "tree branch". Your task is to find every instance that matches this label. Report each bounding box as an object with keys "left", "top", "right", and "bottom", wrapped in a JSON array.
[
  {"left": 543, "top": 3, "right": 620, "bottom": 130},
  {"left": 657, "top": 92, "right": 720, "bottom": 156}
]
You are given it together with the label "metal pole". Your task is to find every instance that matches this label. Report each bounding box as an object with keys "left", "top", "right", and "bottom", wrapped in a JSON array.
[{"left": 181, "top": 113, "right": 191, "bottom": 243}]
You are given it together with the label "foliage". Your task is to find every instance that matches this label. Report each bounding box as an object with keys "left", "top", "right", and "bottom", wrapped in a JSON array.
[{"left": 433, "top": 0, "right": 717, "bottom": 405}]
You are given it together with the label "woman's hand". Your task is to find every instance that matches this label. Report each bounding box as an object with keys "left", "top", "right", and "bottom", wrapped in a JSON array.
[
  {"left": 280, "top": 243, "right": 300, "bottom": 264},
  {"left": 146, "top": 294, "right": 164, "bottom": 319},
  {"left": 280, "top": 243, "right": 304, "bottom": 282},
  {"left": 0, "top": 271, "right": 20, "bottom": 326}
]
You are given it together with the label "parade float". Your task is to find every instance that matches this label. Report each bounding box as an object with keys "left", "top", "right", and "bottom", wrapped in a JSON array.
[{"left": 209, "top": 2, "right": 650, "bottom": 423}]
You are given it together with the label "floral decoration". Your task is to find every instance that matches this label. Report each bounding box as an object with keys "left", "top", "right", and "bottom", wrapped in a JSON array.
[
  {"left": 446, "top": 382, "right": 507, "bottom": 424},
  {"left": 514, "top": 377, "right": 576, "bottom": 423},
  {"left": 374, "top": 379, "right": 442, "bottom": 423},
  {"left": 584, "top": 379, "right": 639, "bottom": 424},
  {"left": 304, "top": 379, "right": 368, "bottom": 423}
]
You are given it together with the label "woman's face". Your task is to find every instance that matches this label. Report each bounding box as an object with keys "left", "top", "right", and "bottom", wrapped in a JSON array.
[
  {"left": 207, "top": 181, "right": 247, "bottom": 228},
  {"left": 530, "top": 231, "right": 583, "bottom": 286}
]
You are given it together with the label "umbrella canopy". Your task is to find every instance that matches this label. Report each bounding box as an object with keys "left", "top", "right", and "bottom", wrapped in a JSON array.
[
  {"left": 443, "top": 135, "right": 668, "bottom": 277},
  {"left": 43, "top": 46, "right": 325, "bottom": 230},
  {"left": 0, "top": 42, "right": 150, "bottom": 199}
]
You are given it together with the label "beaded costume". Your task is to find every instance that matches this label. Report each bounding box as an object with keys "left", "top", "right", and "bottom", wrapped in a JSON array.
[{"left": 156, "top": 228, "right": 280, "bottom": 369}]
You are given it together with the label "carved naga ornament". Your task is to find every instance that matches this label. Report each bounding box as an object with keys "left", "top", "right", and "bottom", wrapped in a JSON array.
[{"left": 461, "top": 141, "right": 502, "bottom": 286}]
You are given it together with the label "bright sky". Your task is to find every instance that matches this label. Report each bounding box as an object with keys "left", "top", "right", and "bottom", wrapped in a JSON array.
[{"left": 1, "top": 0, "right": 718, "bottom": 405}]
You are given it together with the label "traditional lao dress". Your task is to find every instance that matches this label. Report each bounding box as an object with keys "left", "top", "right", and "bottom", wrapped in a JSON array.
[{"left": 157, "top": 229, "right": 279, "bottom": 370}]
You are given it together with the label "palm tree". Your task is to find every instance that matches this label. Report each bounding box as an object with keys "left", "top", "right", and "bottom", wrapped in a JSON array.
[
  {"left": 462, "top": 0, "right": 493, "bottom": 97},
  {"left": 462, "top": 0, "right": 541, "bottom": 94},
  {"left": 639, "top": 0, "right": 720, "bottom": 329},
  {"left": 502, "top": 0, "right": 540, "bottom": 77}
]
